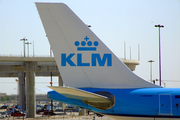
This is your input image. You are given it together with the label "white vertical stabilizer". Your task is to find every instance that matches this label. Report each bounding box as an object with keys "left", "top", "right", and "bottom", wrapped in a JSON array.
[{"left": 36, "top": 3, "right": 160, "bottom": 88}]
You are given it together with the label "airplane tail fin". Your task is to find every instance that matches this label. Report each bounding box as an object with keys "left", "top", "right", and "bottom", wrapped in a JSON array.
[{"left": 36, "top": 3, "right": 160, "bottom": 88}]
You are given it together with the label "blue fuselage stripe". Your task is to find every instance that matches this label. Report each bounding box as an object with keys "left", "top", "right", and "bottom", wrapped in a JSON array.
[{"left": 48, "top": 88, "right": 180, "bottom": 117}]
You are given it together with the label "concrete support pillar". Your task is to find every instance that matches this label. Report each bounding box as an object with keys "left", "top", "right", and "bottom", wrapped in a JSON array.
[
  {"left": 58, "top": 76, "right": 63, "bottom": 107},
  {"left": 26, "top": 71, "right": 35, "bottom": 118},
  {"left": 25, "top": 62, "right": 36, "bottom": 118},
  {"left": 18, "top": 71, "right": 26, "bottom": 110}
]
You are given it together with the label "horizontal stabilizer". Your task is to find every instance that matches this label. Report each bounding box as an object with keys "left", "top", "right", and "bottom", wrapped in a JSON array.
[{"left": 48, "top": 86, "right": 114, "bottom": 110}]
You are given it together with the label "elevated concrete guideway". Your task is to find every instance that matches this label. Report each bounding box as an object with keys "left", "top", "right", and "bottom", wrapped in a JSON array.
[
  {"left": 0, "top": 56, "right": 139, "bottom": 118},
  {"left": 0, "top": 56, "right": 59, "bottom": 77},
  {"left": 0, "top": 56, "right": 139, "bottom": 73}
]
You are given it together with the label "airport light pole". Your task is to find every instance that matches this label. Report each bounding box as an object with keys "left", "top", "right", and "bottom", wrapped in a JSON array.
[
  {"left": 50, "top": 72, "right": 53, "bottom": 111},
  {"left": 25, "top": 42, "right": 32, "bottom": 57},
  {"left": 33, "top": 41, "right": 35, "bottom": 57},
  {"left": 148, "top": 60, "right": 154, "bottom": 83},
  {"left": 155, "top": 24, "right": 164, "bottom": 86},
  {"left": 20, "top": 38, "right": 28, "bottom": 57}
]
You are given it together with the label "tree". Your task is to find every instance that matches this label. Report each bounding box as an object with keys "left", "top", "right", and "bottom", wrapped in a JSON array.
[
  {"left": 1, "top": 97, "right": 7, "bottom": 102},
  {"left": 6, "top": 96, "right": 10, "bottom": 101}
]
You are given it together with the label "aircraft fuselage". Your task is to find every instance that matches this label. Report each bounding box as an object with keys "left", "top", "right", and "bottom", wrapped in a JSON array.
[{"left": 48, "top": 88, "right": 180, "bottom": 118}]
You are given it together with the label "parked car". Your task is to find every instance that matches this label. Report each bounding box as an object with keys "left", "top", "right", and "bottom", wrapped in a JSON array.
[
  {"left": 55, "top": 107, "right": 63, "bottom": 111},
  {"left": 11, "top": 111, "right": 25, "bottom": 117},
  {"left": 0, "top": 112, "right": 6, "bottom": 118},
  {"left": 0, "top": 105, "right": 7, "bottom": 109},
  {"left": 0, "top": 114, "right": 4, "bottom": 119},
  {"left": 4, "top": 112, "right": 11, "bottom": 117},
  {"left": 65, "top": 106, "right": 75, "bottom": 111},
  {"left": 95, "top": 112, "right": 104, "bottom": 117},
  {"left": 36, "top": 108, "right": 45, "bottom": 114},
  {"left": 42, "top": 110, "right": 56, "bottom": 116},
  {"left": 19, "top": 110, "right": 26, "bottom": 114},
  {"left": 1, "top": 111, "right": 10, "bottom": 117}
]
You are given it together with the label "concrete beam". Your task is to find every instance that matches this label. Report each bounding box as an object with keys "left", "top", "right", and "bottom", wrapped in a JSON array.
[
  {"left": 0, "top": 56, "right": 55, "bottom": 62},
  {"left": 0, "top": 72, "right": 18, "bottom": 77},
  {"left": 0, "top": 72, "right": 60, "bottom": 77},
  {"left": 36, "top": 72, "right": 60, "bottom": 77},
  {"left": 0, "top": 65, "right": 59, "bottom": 72},
  {"left": 0, "top": 65, "right": 25, "bottom": 72}
]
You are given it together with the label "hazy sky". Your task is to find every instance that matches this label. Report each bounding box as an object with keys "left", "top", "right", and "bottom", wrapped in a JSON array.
[{"left": 0, "top": 0, "right": 180, "bottom": 95}]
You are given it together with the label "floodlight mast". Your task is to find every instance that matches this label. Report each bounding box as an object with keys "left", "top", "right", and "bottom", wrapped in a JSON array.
[
  {"left": 155, "top": 24, "right": 164, "bottom": 86},
  {"left": 148, "top": 60, "right": 154, "bottom": 83},
  {"left": 25, "top": 42, "right": 32, "bottom": 57},
  {"left": 20, "top": 38, "right": 28, "bottom": 57}
]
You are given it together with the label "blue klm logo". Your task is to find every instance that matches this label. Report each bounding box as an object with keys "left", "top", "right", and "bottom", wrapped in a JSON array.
[
  {"left": 61, "top": 36, "right": 112, "bottom": 66},
  {"left": 74, "top": 36, "right": 98, "bottom": 51}
]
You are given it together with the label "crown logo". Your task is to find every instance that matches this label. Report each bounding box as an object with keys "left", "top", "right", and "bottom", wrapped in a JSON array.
[{"left": 74, "top": 36, "right": 99, "bottom": 51}]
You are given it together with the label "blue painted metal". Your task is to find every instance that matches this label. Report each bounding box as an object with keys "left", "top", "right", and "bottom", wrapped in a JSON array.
[
  {"left": 75, "top": 36, "right": 99, "bottom": 51},
  {"left": 159, "top": 94, "right": 172, "bottom": 115},
  {"left": 84, "top": 36, "right": 89, "bottom": 41},
  {"left": 48, "top": 88, "right": 180, "bottom": 118},
  {"left": 77, "top": 47, "right": 96, "bottom": 51}
]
